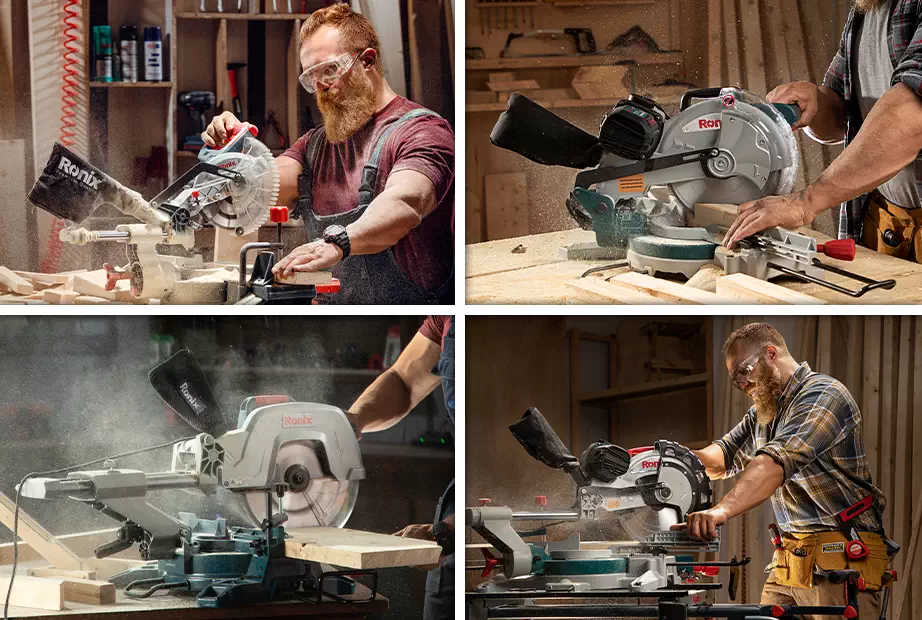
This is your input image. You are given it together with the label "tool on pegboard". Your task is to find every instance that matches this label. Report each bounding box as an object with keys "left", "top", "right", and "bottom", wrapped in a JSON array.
[{"left": 475, "top": 0, "right": 536, "bottom": 35}]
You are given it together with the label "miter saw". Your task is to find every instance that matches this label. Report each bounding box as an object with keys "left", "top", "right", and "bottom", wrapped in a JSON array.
[
  {"left": 466, "top": 408, "right": 865, "bottom": 620},
  {"left": 15, "top": 350, "right": 369, "bottom": 608},
  {"left": 491, "top": 87, "right": 896, "bottom": 297},
  {"left": 28, "top": 124, "right": 337, "bottom": 304}
]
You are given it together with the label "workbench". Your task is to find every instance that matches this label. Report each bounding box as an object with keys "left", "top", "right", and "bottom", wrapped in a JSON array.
[
  {"left": 466, "top": 225, "right": 922, "bottom": 305},
  {"left": 1, "top": 562, "right": 387, "bottom": 620}
]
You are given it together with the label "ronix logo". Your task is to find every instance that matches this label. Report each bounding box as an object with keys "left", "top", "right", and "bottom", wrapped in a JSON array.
[
  {"left": 682, "top": 113, "right": 723, "bottom": 133},
  {"left": 283, "top": 415, "right": 314, "bottom": 428},
  {"left": 640, "top": 459, "right": 660, "bottom": 469},
  {"left": 57, "top": 156, "right": 102, "bottom": 189},
  {"left": 179, "top": 381, "right": 206, "bottom": 414}
]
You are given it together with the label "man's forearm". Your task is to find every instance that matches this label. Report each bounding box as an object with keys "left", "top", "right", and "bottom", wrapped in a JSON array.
[
  {"left": 806, "top": 83, "right": 922, "bottom": 215},
  {"left": 693, "top": 444, "right": 727, "bottom": 480},
  {"left": 346, "top": 192, "right": 424, "bottom": 255},
  {"left": 350, "top": 369, "right": 414, "bottom": 433},
  {"left": 714, "top": 454, "right": 784, "bottom": 520},
  {"left": 808, "top": 85, "right": 848, "bottom": 141}
]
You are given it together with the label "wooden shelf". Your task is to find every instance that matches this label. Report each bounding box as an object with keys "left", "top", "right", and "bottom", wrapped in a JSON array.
[
  {"left": 176, "top": 11, "right": 311, "bottom": 20},
  {"left": 467, "top": 96, "right": 680, "bottom": 113},
  {"left": 89, "top": 81, "right": 174, "bottom": 88},
  {"left": 473, "top": 1, "right": 539, "bottom": 6},
  {"left": 547, "top": 0, "right": 655, "bottom": 5},
  {"left": 577, "top": 373, "right": 709, "bottom": 406},
  {"left": 466, "top": 52, "right": 683, "bottom": 71}
]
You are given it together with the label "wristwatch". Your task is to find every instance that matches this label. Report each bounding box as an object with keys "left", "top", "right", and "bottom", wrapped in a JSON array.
[
  {"left": 323, "top": 224, "right": 351, "bottom": 259},
  {"left": 431, "top": 520, "right": 454, "bottom": 555}
]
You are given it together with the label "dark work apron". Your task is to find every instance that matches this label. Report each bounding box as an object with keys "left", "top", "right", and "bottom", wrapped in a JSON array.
[
  {"left": 425, "top": 318, "right": 454, "bottom": 620},
  {"left": 293, "top": 108, "right": 454, "bottom": 305}
]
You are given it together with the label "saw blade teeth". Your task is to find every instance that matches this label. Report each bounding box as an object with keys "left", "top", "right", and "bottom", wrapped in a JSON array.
[{"left": 236, "top": 153, "right": 277, "bottom": 235}]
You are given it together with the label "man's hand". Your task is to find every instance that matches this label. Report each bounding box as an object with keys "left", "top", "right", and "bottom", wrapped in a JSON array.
[
  {"left": 271, "top": 240, "right": 344, "bottom": 278},
  {"left": 723, "top": 190, "right": 818, "bottom": 249},
  {"left": 766, "top": 81, "right": 822, "bottom": 130},
  {"left": 202, "top": 111, "right": 242, "bottom": 148},
  {"left": 394, "top": 523, "right": 443, "bottom": 570},
  {"left": 670, "top": 506, "right": 730, "bottom": 541}
]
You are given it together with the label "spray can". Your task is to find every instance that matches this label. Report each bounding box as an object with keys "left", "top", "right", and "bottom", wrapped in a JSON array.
[
  {"left": 120, "top": 25, "right": 138, "bottom": 83},
  {"left": 93, "top": 26, "right": 113, "bottom": 83},
  {"left": 143, "top": 26, "right": 163, "bottom": 82}
]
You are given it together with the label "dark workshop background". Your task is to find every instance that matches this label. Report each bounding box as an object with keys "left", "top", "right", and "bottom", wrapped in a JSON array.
[
  {"left": 0, "top": 315, "right": 454, "bottom": 620},
  {"left": 466, "top": 315, "right": 922, "bottom": 619},
  {"left": 466, "top": 0, "right": 851, "bottom": 244},
  {"left": 0, "top": 0, "right": 454, "bottom": 273}
]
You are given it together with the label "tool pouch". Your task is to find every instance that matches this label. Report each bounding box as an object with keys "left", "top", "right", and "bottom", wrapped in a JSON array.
[
  {"left": 862, "top": 192, "right": 916, "bottom": 260},
  {"left": 911, "top": 208, "right": 922, "bottom": 263},
  {"left": 770, "top": 532, "right": 890, "bottom": 591}
]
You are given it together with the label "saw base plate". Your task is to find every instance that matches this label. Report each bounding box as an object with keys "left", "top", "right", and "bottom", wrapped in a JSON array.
[
  {"left": 627, "top": 249, "right": 713, "bottom": 279},
  {"left": 559, "top": 242, "right": 626, "bottom": 261}
]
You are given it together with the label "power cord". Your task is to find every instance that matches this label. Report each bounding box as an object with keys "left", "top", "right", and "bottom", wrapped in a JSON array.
[{"left": 4, "top": 437, "right": 195, "bottom": 620}]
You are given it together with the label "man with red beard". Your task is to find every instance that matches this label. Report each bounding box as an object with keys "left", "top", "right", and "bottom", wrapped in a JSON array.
[
  {"left": 202, "top": 4, "right": 454, "bottom": 304},
  {"left": 673, "top": 323, "right": 893, "bottom": 618}
]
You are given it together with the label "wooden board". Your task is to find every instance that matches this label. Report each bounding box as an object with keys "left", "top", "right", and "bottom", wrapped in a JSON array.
[
  {"left": 284, "top": 527, "right": 440, "bottom": 569},
  {"left": 486, "top": 79, "right": 540, "bottom": 92},
  {"left": 71, "top": 271, "right": 132, "bottom": 302},
  {"left": 610, "top": 271, "right": 734, "bottom": 304},
  {"left": 0, "top": 529, "right": 120, "bottom": 566},
  {"left": 58, "top": 578, "right": 116, "bottom": 605},
  {"left": 27, "top": 567, "right": 96, "bottom": 580},
  {"left": 571, "top": 65, "right": 630, "bottom": 100},
  {"left": 0, "top": 266, "right": 33, "bottom": 295},
  {"left": 0, "top": 493, "right": 82, "bottom": 570},
  {"left": 42, "top": 289, "right": 80, "bottom": 305},
  {"left": 0, "top": 575, "right": 64, "bottom": 611},
  {"left": 213, "top": 228, "right": 259, "bottom": 263},
  {"left": 716, "top": 273, "right": 825, "bottom": 304},
  {"left": 565, "top": 277, "right": 671, "bottom": 304},
  {"left": 485, "top": 172, "right": 529, "bottom": 240},
  {"left": 275, "top": 270, "right": 333, "bottom": 286}
]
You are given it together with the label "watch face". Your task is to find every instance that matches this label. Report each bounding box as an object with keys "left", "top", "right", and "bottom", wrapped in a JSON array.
[{"left": 324, "top": 225, "right": 347, "bottom": 237}]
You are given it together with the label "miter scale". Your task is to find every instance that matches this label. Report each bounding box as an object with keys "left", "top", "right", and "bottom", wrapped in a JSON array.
[{"left": 15, "top": 349, "right": 369, "bottom": 608}]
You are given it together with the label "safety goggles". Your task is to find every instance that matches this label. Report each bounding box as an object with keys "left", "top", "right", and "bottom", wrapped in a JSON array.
[
  {"left": 298, "top": 51, "right": 361, "bottom": 94},
  {"left": 729, "top": 348, "right": 765, "bottom": 391}
]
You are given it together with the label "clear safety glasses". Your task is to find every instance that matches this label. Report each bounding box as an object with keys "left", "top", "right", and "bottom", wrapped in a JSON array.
[
  {"left": 298, "top": 52, "right": 361, "bottom": 94},
  {"left": 729, "top": 348, "right": 765, "bottom": 390}
]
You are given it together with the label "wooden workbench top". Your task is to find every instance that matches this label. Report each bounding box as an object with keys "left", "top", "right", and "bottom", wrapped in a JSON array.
[{"left": 466, "top": 227, "right": 922, "bottom": 304}]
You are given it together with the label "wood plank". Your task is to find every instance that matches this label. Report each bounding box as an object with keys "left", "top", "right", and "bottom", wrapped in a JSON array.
[
  {"left": 0, "top": 575, "right": 63, "bottom": 611},
  {"left": 894, "top": 316, "right": 912, "bottom": 579},
  {"left": 565, "top": 277, "right": 670, "bottom": 304},
  {"left": 610, "top": 271, "right": 736, "bottom": 304},
  {"left": 78, "top": 557, "right": 147, "bottom": 581},
  {"left": 485, "top": 172, "right": 529, "bottom": 241},
  {"left": 863, "top": 317, "right": 882, "bottom": 480},
  {"left": 486, "top": 79, "right": 540, "bottom": 92},
  {"left": 685, "top": 263, "right": 723, "bottom": 292},
  {"left": 570, "top": 66, "right": 630, "bottom": 100},
  {"left": 693, "top": 202, "right": 739, "bottom": 230},
  {"left": 275, "top": 270, "right": 333, "bottom": 286},
  {"left": 58, "top": 577, "right": 116, "bottom": 605},
  {"left": 71, "top": 271, "right": 132, "bottom": 302},
  {"left": 284, "top": 527, "right": 441, "bottom": 569},
  {"left": 466, "top": 52, "right": 684, "bottom": 71},
  {"left": 723, "top": 0, "right": 741, "bottom": 87},
  {"left": 42, "top": 289, "right": 80, "bottom": 304},
  {"left": 881, "top": 316, "right": 895, "bottom": 536},
  {"left": 716, "top": 273, "right": 825, "bottom": 304},
  {"left": 578, "top": 373, "right": 710, "bottom": 406},
  {"left": 0, "top": 493, "right": 82, "bottom": 570},
  {"left": 27, "top": 567, "right": 96, "bottom": 580},
  {"left": 708, "top": 0, "right": 724, "bottom": 87},
  {"left": 738, "top": 0, "right": 767, "bottom": 93},
  {"left": 213, "top": 228, "right": 259, "bottom": 263},
  {"left": 0, "top": 529, "right": 120, "bottom": 566},
  {"left": 13, "top": 271, "right": 79, "bottom": 286},
  {"left": 0, "top": 266, "right": 33, "bottom": 295}
]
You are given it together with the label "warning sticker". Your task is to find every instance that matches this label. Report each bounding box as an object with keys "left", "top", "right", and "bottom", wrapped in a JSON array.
[
  {"left": 617, "top": 175, "right": 645, "bottom": 193},
  {"left": 822, "top": 542, "right": 846, "bottom": 553},
  {"left": 606, "top": 498, "right": 622, "bottom": 510}
]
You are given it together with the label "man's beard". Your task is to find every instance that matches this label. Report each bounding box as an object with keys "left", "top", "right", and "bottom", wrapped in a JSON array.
[
  {"left": 747, "top": 363, "right": 785, "bottom": 425},
  {"left": 316, "top": 66, "right": 377, "bottom": 144},
  {"left": 855, "top": 0, "right": 888, "bottom": 12}
]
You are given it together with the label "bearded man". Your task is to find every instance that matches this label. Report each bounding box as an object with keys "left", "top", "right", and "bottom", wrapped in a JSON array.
[
  {"left": 203, "top": 4, "right": 454, "bottom": 304},
  {"left": 723, "top": 0, "right": 922, "bottom": 263},
  {"left": 674, "top": 323, "right": 894, "bottom": 619}
]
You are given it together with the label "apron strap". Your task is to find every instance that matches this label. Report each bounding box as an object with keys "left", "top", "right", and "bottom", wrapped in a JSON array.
[
  {"left": 357, "top": 108, "right": 442, "bottom": 206},
  {"left": 292, "top": 127, "right": 327, "bottom": 220}
]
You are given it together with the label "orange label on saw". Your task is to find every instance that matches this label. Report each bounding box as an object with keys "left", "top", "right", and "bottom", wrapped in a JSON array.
[
  {"left": 606, "top": 498, "right": 622, "bottom": 510},
  {"left": 617, "top": 175, "right": 645, "bottom": 193}
]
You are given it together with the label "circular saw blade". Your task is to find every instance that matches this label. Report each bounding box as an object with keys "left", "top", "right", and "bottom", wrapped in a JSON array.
[
  {"left": 192, "top": 139, "right": 279, "bottom": 235},
  {"left": 242, "top": 442, "right": 359, "bottom": 528},
  {"left": 619, "top": 505, "right": 683, "bottom": 542}
]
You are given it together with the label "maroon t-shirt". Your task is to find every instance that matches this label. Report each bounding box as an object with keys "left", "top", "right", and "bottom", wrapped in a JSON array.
[
  {"left": 281, "top": 96, "right": 454, "bottom": 293},
  {"left": 419, "top": 315, "right": 452, "bottom": 351}
]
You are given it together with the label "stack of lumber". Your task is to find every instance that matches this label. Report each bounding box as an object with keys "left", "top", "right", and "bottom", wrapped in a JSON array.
[{"left": 0, "top": 268, "right": 134, "bottom": 305}]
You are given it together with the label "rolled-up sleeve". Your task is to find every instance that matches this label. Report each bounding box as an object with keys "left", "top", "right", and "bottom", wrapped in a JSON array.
[
  {"left": 754, "top": 385, "right": 854, "bottom": 480},
  {"left": 714, "top": 410, "right": 756, "bottom": 478},
  {"left": 891, "top": 11, "right": 922, "bottom": 97}
]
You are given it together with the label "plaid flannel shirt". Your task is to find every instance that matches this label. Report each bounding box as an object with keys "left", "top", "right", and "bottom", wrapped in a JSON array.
[
  {"left": 822, "top": 0, "right": 922, "bottom": 239},
  {"left": 715, "top": 363, "right": 885, "bottom": 534}
]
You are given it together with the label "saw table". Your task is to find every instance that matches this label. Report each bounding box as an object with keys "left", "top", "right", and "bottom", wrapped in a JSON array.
[{"left": 466, "top": 210, "right": 922, "bottom": 304}]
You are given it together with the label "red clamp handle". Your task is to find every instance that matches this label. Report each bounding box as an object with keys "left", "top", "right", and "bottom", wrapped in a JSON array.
[
  {"left": 315, "top": 277, "right": 341, "bottom": 294},
  {"left": 480, "top": 548, "right": 499, "bottom": 578},
  {"left": 817, "top": 239, "right": 856, "bottom": 261},
  {"left": 270, "top": 206, "right": 289, "bottom": 224}
]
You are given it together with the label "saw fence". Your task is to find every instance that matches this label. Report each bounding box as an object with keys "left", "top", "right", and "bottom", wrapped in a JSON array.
[{"left": 713, "top": 316, "right": 922, "bottom": 620}]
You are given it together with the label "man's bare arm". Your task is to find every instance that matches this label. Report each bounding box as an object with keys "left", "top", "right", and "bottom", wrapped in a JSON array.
[
  {"left": 276, "top": 156, "right": 302, "bottom": 209},
  {"left": 692, "top": 444, "right": 727, "bottom": 480},
  {"left": 346, "top": 169, "right": 439, "bottom": 255},
  {"left": 348, "top": 332, "right": 442, "bottom": 435}
]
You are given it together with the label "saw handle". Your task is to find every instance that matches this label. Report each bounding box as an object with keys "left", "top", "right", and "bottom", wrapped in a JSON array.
[{"left": 817, "top": 239, "right": 856, "bottom": 261}]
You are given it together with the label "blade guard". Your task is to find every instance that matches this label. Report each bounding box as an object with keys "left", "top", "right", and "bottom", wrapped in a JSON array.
[{"left": 198, "top": 122, "right": 260, "bottom": 163}]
